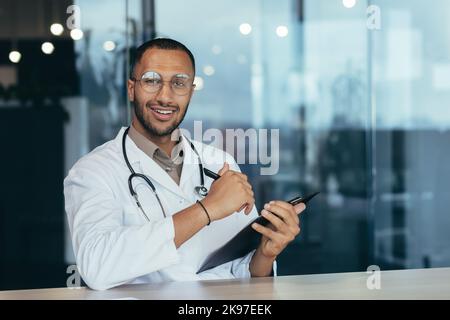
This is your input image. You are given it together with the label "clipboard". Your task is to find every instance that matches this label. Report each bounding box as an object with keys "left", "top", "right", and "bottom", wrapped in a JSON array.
[{"left": 197, "top": 192, "right": 320, "bottom": 273}]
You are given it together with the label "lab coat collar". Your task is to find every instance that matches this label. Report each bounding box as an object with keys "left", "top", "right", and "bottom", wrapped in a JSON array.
[{"left": 114, "top": 127, "right": 192, "bottom": 201}]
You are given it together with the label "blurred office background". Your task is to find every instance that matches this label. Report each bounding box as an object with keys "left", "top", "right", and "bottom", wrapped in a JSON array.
[{"left": 1, "top": 0, "right": 449, "bottom": 289}]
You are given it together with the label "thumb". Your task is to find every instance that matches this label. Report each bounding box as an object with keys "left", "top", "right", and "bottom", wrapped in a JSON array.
[{"left": 218, "top": 162, "right": 230, "bottom": 176}]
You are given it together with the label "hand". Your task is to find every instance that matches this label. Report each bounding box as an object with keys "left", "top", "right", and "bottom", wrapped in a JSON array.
[
  {"left": 202, "top": 163, "right": 255, "bottom": 221},
  {"left": 251, "top": 200, "right": 306, "bottom": 259}
]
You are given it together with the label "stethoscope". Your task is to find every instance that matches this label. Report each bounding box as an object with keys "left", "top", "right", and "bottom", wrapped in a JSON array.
[{"left": 122, "top": 126, "right": 210, "bottom": 222}]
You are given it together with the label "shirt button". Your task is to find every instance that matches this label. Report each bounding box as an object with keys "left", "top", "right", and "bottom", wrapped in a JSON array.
[{"left": 165, "top": 167, "right": 172, "bottom": 172}]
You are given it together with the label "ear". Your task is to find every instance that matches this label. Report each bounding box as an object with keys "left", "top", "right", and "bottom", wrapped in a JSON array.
[{"left": 127, "top": 79, "right": 135, "bottom": 102}]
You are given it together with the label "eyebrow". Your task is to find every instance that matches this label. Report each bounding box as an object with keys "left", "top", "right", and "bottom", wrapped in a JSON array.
[
  {"left": 172, "top": 74, "right": 189, "bottom": 79},
  {"left": 141, "top": 71, "right": 191, "bottom": 79}
]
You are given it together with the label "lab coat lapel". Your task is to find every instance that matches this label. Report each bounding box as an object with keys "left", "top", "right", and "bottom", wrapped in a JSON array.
[{"left": 137, "top": 151, "right": 183, "bottom": 198}]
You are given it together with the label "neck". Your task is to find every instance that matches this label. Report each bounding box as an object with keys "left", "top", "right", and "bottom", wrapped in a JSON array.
[{"left": 131, "top": 120, "right": 177, "bottom": 156}]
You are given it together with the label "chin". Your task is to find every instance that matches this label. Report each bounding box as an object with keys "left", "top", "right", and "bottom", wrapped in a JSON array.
[{"left": 150, "top": 123, "right": 179, "bottom": 137}]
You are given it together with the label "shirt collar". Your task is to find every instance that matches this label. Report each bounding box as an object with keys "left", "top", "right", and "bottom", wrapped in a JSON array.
[{"left": 128, "top": 124, "right": 183, "bottom": 160}]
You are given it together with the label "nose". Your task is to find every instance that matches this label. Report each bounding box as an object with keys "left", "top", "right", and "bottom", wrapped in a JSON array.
[{"left": 155, "top": 81, "right": 174, "bottom": 105}]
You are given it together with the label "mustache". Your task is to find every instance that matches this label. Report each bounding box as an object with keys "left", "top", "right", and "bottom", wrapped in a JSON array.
[{"left": 145, "top": 101, "right": 179, "bottom": 110}]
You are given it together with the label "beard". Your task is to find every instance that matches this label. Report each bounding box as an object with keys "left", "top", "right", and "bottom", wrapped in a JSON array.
[{"left": 133, "top": 97, "right": 189, "bottom": 137}]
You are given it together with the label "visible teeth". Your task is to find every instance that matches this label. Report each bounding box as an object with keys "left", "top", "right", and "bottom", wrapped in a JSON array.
[{"left": 155, "top": 109, "right": 173, "bottom": 115}]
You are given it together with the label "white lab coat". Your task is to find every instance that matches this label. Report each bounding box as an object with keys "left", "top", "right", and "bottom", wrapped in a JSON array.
[{"left": 64, "top": 127, "right": 275, "bottom": 290}]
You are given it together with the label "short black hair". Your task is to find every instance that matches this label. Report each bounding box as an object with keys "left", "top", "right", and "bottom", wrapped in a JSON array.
[{"left": 130, "top": 38, "right": 196, "bottom": 78}]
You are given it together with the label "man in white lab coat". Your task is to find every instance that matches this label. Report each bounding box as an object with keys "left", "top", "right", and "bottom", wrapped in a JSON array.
[{"left": 64, "top": 38, "right": 305, "bottom": 290}]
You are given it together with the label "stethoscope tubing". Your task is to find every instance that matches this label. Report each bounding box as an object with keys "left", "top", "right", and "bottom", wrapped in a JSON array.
[{"left": 122, "top": 127, "right": 209, "bottom": 221}]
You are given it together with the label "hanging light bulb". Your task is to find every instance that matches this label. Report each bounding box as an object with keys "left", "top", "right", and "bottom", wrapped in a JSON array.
[
  {"left": 41, "top": 42, "right": 55, "bottom": 54},
  {"left": 9, "top": 50, "right": 22, "bottom": 63},
  {"left": 239, "top": 23, "right": 252, "bottom": 35},
  {"left": 50, "top": 23, "right": 64, "bottom": 36},
  {"left": 276, "top": 25, "right": 289, "bottom": 37},
  {"left": 70, "top": 29, "right": 84, "bottom": 41},
  {"left": 343, "top": 0, "right": 357, "bottom": 8},
  {"left": 103, "top": 40, "right": 116, "bottom": 51}
]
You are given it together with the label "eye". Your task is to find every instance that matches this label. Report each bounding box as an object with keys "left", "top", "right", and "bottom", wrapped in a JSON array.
[
  {"left": 172, "top": 79, "right": 187, "bottom": 88},
  {"left": 141, "top": 71, "right": 161, "bottom": 85},
  {"left": 143, "top": 78, "right": 160, "bottom": 85}
]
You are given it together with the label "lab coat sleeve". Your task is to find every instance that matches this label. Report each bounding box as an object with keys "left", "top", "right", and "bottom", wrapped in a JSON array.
[
  {"left": 64, "top": 164, "right": 180, "bottom": 290},
  {"left": 231, "top": 249, "right": 278, "bottom": 278}
]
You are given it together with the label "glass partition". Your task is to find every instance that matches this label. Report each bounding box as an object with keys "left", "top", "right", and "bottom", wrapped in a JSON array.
[
  {"left": 1, "top": 0, "right": 449, "bottom": 290},
  {"left": 371, "top": 0, "right": 450, "bottom": 269}
]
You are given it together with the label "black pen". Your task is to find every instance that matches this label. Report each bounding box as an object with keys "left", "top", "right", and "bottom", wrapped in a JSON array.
[
  {"left": 288, "top": 192, "right": 320, "bottom": 205},
  {"left": 204, "top": 167, "right": 221, "bottom": 180},
  {"left": 204, "top": 167, "right": 318, "bottom": 220},
  {"left": 258, "top": 192, "right": 320, "bottom": 224},
  {"left": 205, "top": 167, "right": 319, "bottom": 204}
]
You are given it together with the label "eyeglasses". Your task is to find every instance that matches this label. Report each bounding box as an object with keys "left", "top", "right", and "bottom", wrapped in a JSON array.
[{"left": 131, "top": 71, "right": 195, "bottom": 96}]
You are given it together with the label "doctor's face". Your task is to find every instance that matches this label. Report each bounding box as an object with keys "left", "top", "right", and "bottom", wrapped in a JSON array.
[{"left": 128, "top": 48, "right": 195, "bottom": 137}]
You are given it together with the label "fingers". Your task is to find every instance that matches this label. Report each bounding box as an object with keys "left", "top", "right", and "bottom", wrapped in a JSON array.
[
  {"left": 240, "top": 180, "right": 253, "bottom": 192},
  {"left": 238, "top": 189, "right": 255, "bottom": 214},
  {"left": 242, "top": 187, "right": 255, "bottom": 215},
  {"left": 219, "top": 168, "right": 254, "bottom": 215},
  {"left": 293, "top": 202, "right": 306, "bottom": 215},
  {"left": 261, "top": 209, "right": 287, "bottom": 232},
  {"left": 270, "top": 200, "right": 305, "bottom": 224},
  {"left": 222, "top": 170, "right": 248, "bottom": 182},
  {"left": 244, "top": 201, "right": 255, "bottom": 215},
  {"left": 264, "top": 202, "right": 298, "bottom": 226},
  {"left": 232, "top": 173, "right": 253, "bottom": 215},
  {"left": 245, "top": 190, "right": 255, "bottom": 214},
  {"left": 272, "top": 200, "right": 305, "bottom": 215},
  {"left": 234, "top": 172, "right": 248, "bottom": 181},
  {"left": 251, "top": 222, "right": 282, "bottom": 241},
  {"left": 259, "top": 205, "right": 301, "bottom": 236},
  {"left": 218, "top": 162, "right": 229, "bottom": 175}
]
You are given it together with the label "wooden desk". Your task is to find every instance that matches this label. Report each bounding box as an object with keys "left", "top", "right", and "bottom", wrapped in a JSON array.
[{"left": 1, "top": 268, "right": 449, "bottom": 300}]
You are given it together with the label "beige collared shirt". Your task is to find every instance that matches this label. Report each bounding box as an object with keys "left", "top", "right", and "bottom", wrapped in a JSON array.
[{"left": 128, "top": 125, "right": 184, "bottom": 185}]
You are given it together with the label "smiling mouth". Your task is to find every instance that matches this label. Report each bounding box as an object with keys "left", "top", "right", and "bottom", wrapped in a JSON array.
[
  {"left": 149, "top": 106, "right": 178, "bottom": 120},
  {"left": 152, "top": 108, "right": 175, "bottom": 115}
]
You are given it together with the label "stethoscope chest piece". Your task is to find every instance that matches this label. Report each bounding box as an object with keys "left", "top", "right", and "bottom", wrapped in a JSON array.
[{"left": 195, "top": 186, "right": 209, "bottom": 198}]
